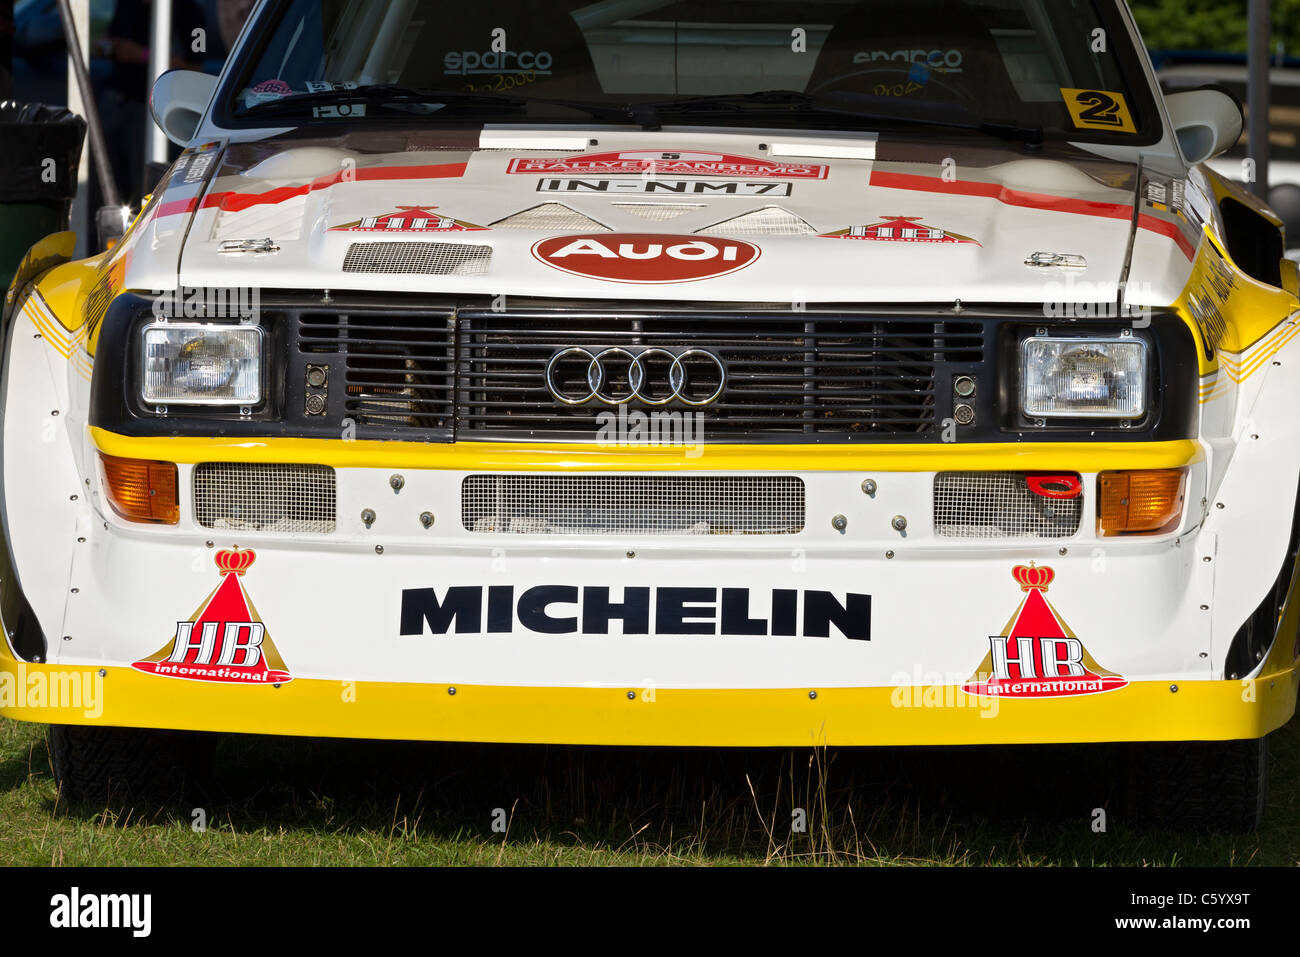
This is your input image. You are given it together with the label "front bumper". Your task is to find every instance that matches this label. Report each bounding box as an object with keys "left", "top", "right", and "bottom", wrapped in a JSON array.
[
  {"left": 4, "top": 430, "right": 1296, "bottom": 745},
  {"left": 2, "top": 640, "right": 1295, "bottom": 745}
]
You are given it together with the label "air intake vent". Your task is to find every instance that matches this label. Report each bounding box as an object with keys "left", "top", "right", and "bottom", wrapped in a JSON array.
[
  {"left": 934, "top": 472, "right": 1082, "bottom": 539},
  {"left": 489, "top": 203, "right": 610, "bottom": 231},
  {"left": 462, "top": 474, "right": 805, "bottom": 535},
  {"left": 342, "top": 242, "right": 491, "bottom": 275},
  {"left": 614, "top": 203, "right": 705, "bottom": 222},
  {"left": 193, "top": 463, "right": 336, "bottom": 533},
  {"left": 695, "top": 206, "right": 816, "bottom": 237}
]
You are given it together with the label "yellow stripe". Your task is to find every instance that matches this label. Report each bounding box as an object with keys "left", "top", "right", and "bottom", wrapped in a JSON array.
[
  {"left": 88, "top": 427, "right": 1203, "bottom": 472},
  {"left": 0, "top": 643, "right": 1290, "bottom": 745}
]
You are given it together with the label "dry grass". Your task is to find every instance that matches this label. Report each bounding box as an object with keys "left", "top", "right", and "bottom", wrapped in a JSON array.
[{"left": 1, "top": 716, "right": 1296, "bottom": 865}]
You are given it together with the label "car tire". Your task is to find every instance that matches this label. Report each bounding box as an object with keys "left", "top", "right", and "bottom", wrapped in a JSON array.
[
  {"left": 48, "top": 724, "right": 216, "bottom": 808},
  {"left": 1125, "top": 736, "right": 1268, "bottom": 832}
]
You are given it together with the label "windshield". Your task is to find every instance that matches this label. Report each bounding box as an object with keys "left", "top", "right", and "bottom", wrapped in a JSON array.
[{"left": 222, "top": 0, "right": 1158, "bottom": 142}]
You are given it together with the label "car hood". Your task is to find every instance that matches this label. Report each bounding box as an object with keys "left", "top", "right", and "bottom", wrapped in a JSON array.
[{"left": 134, "top": 128, "right": 1188, "bottom": 305}]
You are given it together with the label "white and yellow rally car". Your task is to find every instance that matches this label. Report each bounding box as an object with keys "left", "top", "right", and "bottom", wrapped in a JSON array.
[{"left": 2, "top": 0, "right": 1297, "bottom": 830}]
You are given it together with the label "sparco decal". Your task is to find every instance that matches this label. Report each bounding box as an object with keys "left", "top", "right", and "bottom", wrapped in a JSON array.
[
  {"left": 538, "top": 178, "right": 793, "bottom": 196},
  {"left": 400, "top": 586, "right": 870, "bottom": 639},
  {"left": 962, "top": 565, "right": 1127, "bottom": 698},
  {"left": 853, "top": 48, "right": 964, "bottom": 72},
  {"left": 331, "top": 205, "right": 486, "bottom": 232},
  {"left": 133, "top": 548, "right": 292, "bottom": 684},
  {"left": 508, "top": 150, "right": 829, "bottom": 180},
  {"left": 820, "top": 216, "right": 980, "bottom": 244},
  {"left": 532, "top": 233, "right": 760, "bottom": 283}
]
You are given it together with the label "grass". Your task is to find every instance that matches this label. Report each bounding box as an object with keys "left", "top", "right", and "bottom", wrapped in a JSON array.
[{"left": 1, "top": 716, "right": 1297, "bottom": 865}]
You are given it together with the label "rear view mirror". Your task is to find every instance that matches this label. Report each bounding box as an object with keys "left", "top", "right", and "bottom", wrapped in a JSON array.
[
  {"left": 149, "top": 70, "right": 218, "bottom": 146},
  {"left": 1165, "top": 89, "right": 1244, "bottom": 164}
]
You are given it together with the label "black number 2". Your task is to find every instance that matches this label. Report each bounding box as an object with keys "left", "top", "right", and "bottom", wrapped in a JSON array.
[{"left": 1075, "top": 90, "right": 1122, "bottom": 126}]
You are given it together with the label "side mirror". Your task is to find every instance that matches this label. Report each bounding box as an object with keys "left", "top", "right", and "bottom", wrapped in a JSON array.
[
  {"left": 149, "top": 69, "right": 218, "bottom": 146},
  {"left": 1165, "top": 89, "right": 1244, "bottom": 164}
]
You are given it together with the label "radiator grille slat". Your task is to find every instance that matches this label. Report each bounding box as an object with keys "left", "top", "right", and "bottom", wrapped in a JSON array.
[
  {"left": 290, "top": 309, "right": 986, "bottom": 442},
  {"left": 454, "top": 312, "right": 983, "bottom": 438},
  {"left": 193, "top": 463, "right": 337, "bottom": 533},
  {"left": 462, "top": 474, "right": 805, "bottom": 535}
]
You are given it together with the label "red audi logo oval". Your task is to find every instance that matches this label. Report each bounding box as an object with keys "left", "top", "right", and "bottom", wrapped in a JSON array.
[{"left": 531, "top": 233, "right": 761, "bottom": 283}]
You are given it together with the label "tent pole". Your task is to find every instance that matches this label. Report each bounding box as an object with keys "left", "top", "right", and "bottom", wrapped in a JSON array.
[{"left": 1248, "top": 0, "right": 1271, "bottom": 198}]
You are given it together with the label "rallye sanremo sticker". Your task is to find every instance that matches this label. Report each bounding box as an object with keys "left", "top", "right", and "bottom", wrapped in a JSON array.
[
  {"left": 507, "top": 150, "right": 829, "bottom": 180},
  {"left": 133, "top": 548, "right": 292, "bottom": 685},
  {"left": 962, "top": 564, "right": 1127, "bottom": 698}
]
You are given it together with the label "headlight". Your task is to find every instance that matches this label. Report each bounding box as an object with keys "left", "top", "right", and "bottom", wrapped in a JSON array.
[
  {"left": 141, "top": 323, "right": 263, "bottom": 406},
  {"left": 1020, "top": 336, "right": 1147, "bottom": 419}
]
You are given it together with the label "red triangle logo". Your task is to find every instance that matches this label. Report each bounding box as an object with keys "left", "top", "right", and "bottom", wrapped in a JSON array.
[
  {"left": 962, "top": 565, "right": 1126, "bottom": 698},
  {"left": 133, "top": 548, "right": 292, "bottom": 684}
]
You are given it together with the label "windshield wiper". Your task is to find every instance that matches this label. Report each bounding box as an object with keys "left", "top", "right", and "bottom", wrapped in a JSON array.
[
  {"left": 631, "top": 89, "right": 1044, "bottom": 145},
  {"left": 239, "top": 84, "right": 640, "bottom": 125},
  {"left": 238, "top": 84, "right": 527, "bottom": 117}
]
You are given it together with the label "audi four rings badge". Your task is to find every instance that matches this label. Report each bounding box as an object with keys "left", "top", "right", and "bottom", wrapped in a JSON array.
[{"left": 546, "top": 348, "right": 726, "bottom": 407}]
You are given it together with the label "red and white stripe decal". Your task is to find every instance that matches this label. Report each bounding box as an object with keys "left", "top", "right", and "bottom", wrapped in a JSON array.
[
  {"left": 868, "top": 169, "right": 1197, "bottom": 260},
  {"left": 156, "top": 161, "right": 469, "bottom": 219}
]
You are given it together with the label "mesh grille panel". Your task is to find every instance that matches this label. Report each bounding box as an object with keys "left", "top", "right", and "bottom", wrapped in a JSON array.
[
  {"left": 462, "top": 474, "right": 804, "bottom": 535},
  {"left": 342, "top": 242, "right": 491, "bottom": 275},
  {"left": 934, "top": 472, "right": 1081, "bottom": 539},
  {"left": 489, "top": 203, "right": 610, "bottom": 231},
  {"left": 695, "top": 206, "right": 816, "bottom": 236},
  {"left": 194, "top": 463, "right": 336, "bottom": 533}
]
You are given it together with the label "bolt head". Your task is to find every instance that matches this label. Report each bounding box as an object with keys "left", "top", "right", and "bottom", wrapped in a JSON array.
[
  {"left": 861, "top": 478, "right": 877, "bottom": 495},
  {"left": 891, "top": 515, "right": 907, "bottom": 531}
]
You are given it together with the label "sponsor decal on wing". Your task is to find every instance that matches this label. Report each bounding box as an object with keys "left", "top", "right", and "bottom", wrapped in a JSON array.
[
  {"left": 962, "top": 564, "right": 1127, "bottom": 698},
  {"left": 133, "top": 548, "right": 292, "bottom": 685},
  {"left": 331, "top": 205, "right": 487, "bottom": 232},
  {"left": 820, "top": 216, "right": 980, "bottom": 244}
]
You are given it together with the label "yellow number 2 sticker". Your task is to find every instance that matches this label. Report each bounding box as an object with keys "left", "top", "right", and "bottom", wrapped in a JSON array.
[{"left": 1060, "top": 88, "right": 1137, "bottom": 133}]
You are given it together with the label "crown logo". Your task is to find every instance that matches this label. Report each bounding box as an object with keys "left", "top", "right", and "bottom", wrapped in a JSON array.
[
  {"left": 1012, "top": 563, "right": 1054, "bottom": 592},
  {"left": 215, "top": 548, "right": 256, "bottom": 577}
]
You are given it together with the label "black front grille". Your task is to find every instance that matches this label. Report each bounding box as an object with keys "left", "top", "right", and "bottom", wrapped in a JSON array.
[
  {"left": 288, "top": 306, "right": 985, "bottom": 442},
  {"left": 298, "top": 309, "right": 456, "bottom": 433},
  {"left": 454, "top": 311, "right": 984, "bottom": 438}
]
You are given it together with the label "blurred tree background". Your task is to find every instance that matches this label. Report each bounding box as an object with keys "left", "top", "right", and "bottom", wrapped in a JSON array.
[{"left": 1131, "top": 0, "right": 1300, "bottom": 54}]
